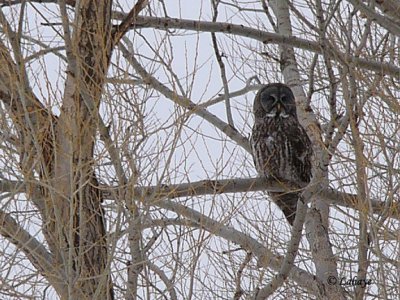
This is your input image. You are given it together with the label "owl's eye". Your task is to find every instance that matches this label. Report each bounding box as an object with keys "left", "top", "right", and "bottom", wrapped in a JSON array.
[
  {"left": 267, "top": 96, "right": 275, "bottom": 102},
  {"left": 281, "top": 96, "right": 288, "bottom": 102}
]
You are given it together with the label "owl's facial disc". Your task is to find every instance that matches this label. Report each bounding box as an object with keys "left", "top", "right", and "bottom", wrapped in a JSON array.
[{"left": 262, "top": 94, "right": 290, "bottom": 118}]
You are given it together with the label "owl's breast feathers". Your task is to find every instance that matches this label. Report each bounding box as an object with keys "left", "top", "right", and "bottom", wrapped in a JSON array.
[{"left": 251, "top": 115, "right": 312, "bottom": 185}]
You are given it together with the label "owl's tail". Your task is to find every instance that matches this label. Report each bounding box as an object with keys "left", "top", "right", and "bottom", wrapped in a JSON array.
[{"left": 269, "top": 192, "right": 300, "bottom": 225}]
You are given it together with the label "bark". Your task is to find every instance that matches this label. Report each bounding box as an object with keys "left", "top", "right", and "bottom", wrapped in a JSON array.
[{"left": 47, "top": 1, "right": 114, "bottom": 298}]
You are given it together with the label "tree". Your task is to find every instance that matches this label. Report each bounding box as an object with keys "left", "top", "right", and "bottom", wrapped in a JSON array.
[{"left": 0, "top": 0, "right": 398, "bottom": 299}]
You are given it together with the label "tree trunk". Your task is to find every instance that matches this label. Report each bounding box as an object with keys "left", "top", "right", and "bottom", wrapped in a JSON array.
[
  {"left": 43, "top": 1, "right": 114, "bottom": 298},
  {"left": 0, "top": 1, "right": 115, "bottom": 298}
]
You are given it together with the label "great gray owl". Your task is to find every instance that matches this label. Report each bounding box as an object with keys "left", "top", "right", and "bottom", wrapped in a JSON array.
[{"left": 251, "top": 83, "right": 312, "bottom": 225}]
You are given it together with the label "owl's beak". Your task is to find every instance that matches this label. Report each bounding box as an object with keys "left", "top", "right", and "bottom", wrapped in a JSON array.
[{"left": 276, "top": 102, "right": 283, "bottom": 113}]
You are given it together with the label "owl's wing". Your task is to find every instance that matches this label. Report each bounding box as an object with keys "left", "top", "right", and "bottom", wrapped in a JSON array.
[{"left": 288, "top": 124, "right": 313, "bottom": 183}]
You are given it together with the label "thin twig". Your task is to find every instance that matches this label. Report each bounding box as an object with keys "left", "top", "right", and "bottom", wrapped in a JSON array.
[{"left": 211, "top": 0, "right": 234, "bottom": 127}]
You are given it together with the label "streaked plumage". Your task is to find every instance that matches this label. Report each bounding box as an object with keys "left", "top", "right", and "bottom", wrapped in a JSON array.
[{"left": 251, "top": 83, "right": 312, "bottom": 225}]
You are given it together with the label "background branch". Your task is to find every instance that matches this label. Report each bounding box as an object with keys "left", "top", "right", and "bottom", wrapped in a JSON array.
[{"left": 129, "top": 16, "right": 400, "bottom": 77}]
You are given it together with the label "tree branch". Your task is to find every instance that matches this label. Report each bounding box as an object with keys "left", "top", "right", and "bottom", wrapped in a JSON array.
[
  {"left": 374, "top": 0, "right": 400, "bottom": 20},
  {"left": 147, "top": 259, "right": 178, "bottom": 300},
  {"left": 112, "top": 0, "right": 149, "bottom": 46},
  {"left": 128, "top": 16, "right": 400, "bottom": 77},
  {"left": 348, "top": 0, "right": 400, "bottom": 36},
  {"left": 0, "top": 0, "right": 76, "bottom": 6},
  {"left": 103, "top": 177, "right": 399, "bottom": 220},
  {"left": 233, "top": 252, "right": 252, "bottom": 300},
  {"left": 201, "top": 82, "right": 262, "bottom": 108},
  {"left": 3, "top": 177, "right": 398, "bottom": 221},
  {"left": 0, "top": 210, "right": 64, "bottom": 292}
]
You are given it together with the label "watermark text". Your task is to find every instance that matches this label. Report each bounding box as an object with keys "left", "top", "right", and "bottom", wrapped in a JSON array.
[{"left": 327, "top": 276, "right": 372, "bottom": 288}]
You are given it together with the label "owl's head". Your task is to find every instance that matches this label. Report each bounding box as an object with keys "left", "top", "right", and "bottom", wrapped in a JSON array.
[{"left": 253, "top": 83, "right": 297, "bottom": 119}]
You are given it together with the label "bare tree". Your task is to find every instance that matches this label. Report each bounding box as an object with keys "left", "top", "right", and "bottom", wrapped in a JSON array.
[{"left": 0, "top": 0, "right": 399, "bottom": 299}]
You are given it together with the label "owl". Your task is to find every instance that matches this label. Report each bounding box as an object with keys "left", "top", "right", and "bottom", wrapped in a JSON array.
[{"left": 250, "top": 83, "right": 312, "bottom": 225}]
